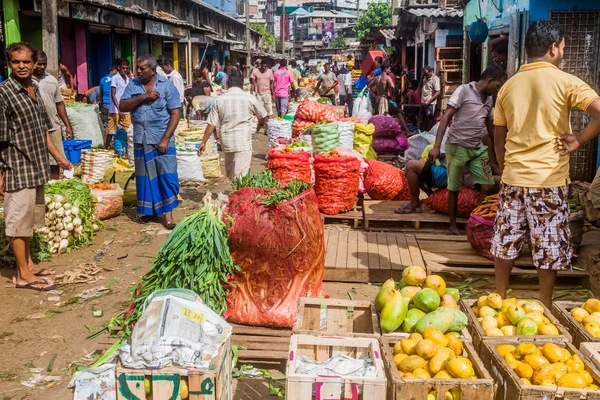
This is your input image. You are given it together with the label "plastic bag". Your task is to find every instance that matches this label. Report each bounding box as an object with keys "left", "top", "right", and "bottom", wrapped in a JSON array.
[
  {"left": 364, "top": 159, "right": 410, "bottom": 200},
  {"left": 333, "top": 146, "right": 368, "bottom": 194},
  {"left": 352, "top": 91, "right": 373, "bottom": 118},
  {"left": 337, "top": 121, "right": 355, "bottom": 149},
  {"left": 467, "top": 213, "right": 495, "bottom": 260},
  {"left": 224, "top": 188, "right": 326, "bottom": 328},
  {"left": 353, "top": 123, "right": 377, "bottom": 160},
  {"left": 368, "top": 115, "right": 402, "bottom": 131},
  {"left": 267, "top": 119, "right": 292, "bottom": 149},
  {"left": 81, "top": 150, "right": 115, "bottom": 184},
  {"left": 103, "top": 159, "right": 136, "bottom": 205},
  {"left": 424, "top": 187, "right": 480, "bottom": 218},
  {"left": 200, "top": 154, "right": 221, "bottom": 178},
  {"left": 267, "top": 148, "right": 311, "bottom": 185},
  {"left": 91, "top": 183, "right": 124, "bottom": 220},
  {"left": 66, "top": 103, "right": 104, "bottom": 148},
  {"left": 312, "top": 122, "right": 340, "bottom": 154},
  {"left": 176, "top": 150, "right": 205, "bottom": 182},
  {"left": 314, "top": 153, "right": 361, "bottom": 214}
]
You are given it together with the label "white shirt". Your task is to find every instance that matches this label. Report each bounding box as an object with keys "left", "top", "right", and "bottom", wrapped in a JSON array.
[
  {"left": 109, "top": 73, "right": 130, "bottom": 114},
  {"left": 338, "top": 72, "right": 352, "bottom": 96},
  {"left": 168, "top": 70, "right": 185, "bottom": 102}
]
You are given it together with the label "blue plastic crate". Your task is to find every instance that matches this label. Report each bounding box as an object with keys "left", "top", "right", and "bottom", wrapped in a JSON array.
[{"left": 63, "top": 140, "right": 92, "bottom": 164}]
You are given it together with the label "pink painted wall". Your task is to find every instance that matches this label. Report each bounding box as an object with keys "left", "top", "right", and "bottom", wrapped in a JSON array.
[{"left": 59, "top": 21, "right": 88, "bottom": 94}]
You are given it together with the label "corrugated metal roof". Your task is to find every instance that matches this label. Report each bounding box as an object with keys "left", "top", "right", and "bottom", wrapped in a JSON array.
[
  {"left": 407, "top": 8, "right": 463, "bottom": 18},
  {"left": 380, "top": 28, "right": 396, "bottom": 41}
]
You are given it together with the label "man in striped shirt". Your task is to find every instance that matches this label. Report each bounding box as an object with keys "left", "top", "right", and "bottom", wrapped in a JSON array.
[
  {"left": 197, "top": 69, "right": 267, "bottom": 181},
  {"left": 0, "top": 42, "right": 72, "bottom": 291}
]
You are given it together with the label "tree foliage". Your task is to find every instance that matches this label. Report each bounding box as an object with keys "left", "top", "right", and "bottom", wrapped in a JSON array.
[
  {"left": 354, "top": 2, "right": 392, "bottom": 39},
  {"left": 251, "top": 23, "right": 276, "bottom": 50},
  {"left": 331, "top": 36, "right": 347, "bottom": 49}
]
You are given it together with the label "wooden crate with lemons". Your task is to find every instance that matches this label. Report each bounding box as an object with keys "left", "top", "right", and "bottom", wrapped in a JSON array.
[
  {"left": 459, "top": 294, "right": 571, "bottom": 365},
  {"left": 552, "top": 299, "right": 600, "bottom": 348},
  {"left": 485, "top": 340, "right": 600, "bottom": 400},
  {"left": 374, "top": 266, "right": 493, "bottom": 399}
]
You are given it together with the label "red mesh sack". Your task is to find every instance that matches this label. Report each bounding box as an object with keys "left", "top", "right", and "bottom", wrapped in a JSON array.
[
  {"left": 424, "top": 187, "right": 480, "bottom": 218},
  {"left": 267, "top": 149, "right": 311, "bottom": 185},
  {"left": 313, "top": 154, "right": 361, "bottom": 215},
  {"left": 224, "top": 187, "right": 271, "bottom": 222},
  {"left": 224, "top": 188, "right": 326, "bottom": 328},
  {"left": 363, "top": 159, "right": 410, "bottom": 200},
  {"left": 292, "top": 119, "right": 315, "bottom": 137},
  {"left": 467, "top": 213, "right": 495, "bottom": 260}
]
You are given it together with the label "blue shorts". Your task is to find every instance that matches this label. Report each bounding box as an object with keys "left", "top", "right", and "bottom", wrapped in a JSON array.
[{"left": 431, "top": 164, "right": 448, "bottom": 187}]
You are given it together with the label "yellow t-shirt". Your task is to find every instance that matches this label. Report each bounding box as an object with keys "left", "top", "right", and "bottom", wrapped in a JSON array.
[{"left": 494, "top": 61, "right": 599, "bottom": 188}]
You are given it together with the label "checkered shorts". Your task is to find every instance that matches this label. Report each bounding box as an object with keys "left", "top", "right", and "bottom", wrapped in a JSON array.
[{"left": 491, "top": 183, "right": 572, "bottom": 270}]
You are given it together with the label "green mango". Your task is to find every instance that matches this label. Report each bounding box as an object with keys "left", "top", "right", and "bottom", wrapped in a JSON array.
[
  {"left": 380, "top": 291, "right": 408, "bottom": 333},
  {"left": 445, "top": 288, "right": 460, "bottom": 302},
  {"left": 402, "top": 308, "right": 426, "bottom": 333},
  {"left": 375, "top": 287, "right": 396, "bottom": 312},
  {"left": 438, "top": 307, "right": 468, "bottom": 333},
  {"left": 412, "top": 288, "right": 440, "bottom": 313},
  {"left": 414, "top": 309, "right": 455, "bottom": 334}
]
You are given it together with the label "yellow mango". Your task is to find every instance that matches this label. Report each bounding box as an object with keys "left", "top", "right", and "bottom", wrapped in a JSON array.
[
  {"left": 586, "top": 384, "right": 600, "bottom": 390},
  {"left": 398, "top": 355, "right": 428, "bottom": 373},
  {"left": 501, "top": 297, "right": 517, "bottom": 312},
  {"left": 505, "top": 353, "right": 520, "bottom": 369},
  {"left": 539, "top": 324, "right": 559, "bottom": 336},
  {"left": 471, "top": 306, "right": 480, "bottom": 317},
  {"left": 501, "top": 325, "right": 517, "bottom": 336},
  {"left": 447, "top": 356, "right": 475, "bottom": 379},
  {"left": 423, "top": 328, "right": 448, "bottom": 347},
  {"left": 495, "top": 312, "right": 512, "bottom": 328},
  {"left": 485, "top": 328, "right": 504, "bottom": 336},
  {"left": 408, "top": 332, "right": 424, "bottom": 341},
  {"left": 520, "top": 378, "right": 532, "bottom": 385},
  {"left": 481, "top": 316, "right": 498, "bottom": 332},
  {"left": 515, "top": 362, "right": 534, "bottom": 379},
  {"left": 580, "top": 370, "right": 593, "bottom": 385},
  {"left": 531, "top": 364, "right": 555, "bottom": 385},
  {"left": 542, "top": 343, "right": 569, "bottom": 363},
  {"left": 446, "top": 333, "right": 463, "bottom": 356},
  {"left": 516, "top": 343, "right": 537, "bottom": 358},
  {"left": 525, "top": 312, "right": 545, "bottom": 328},
  {"left": 416, "top": 339, "right": 438, "bottom": 360},
  {"left": 393, "top": 341, "right": 405, "bottom": 355},
  {"left": 413, "top": 368, "right": 431, "bottom": 379},
  {"left": 570, "top": 307, "right": 590, "bottom": 323},
  {"left": 524, "top": 354, "right": 550, "bottom": 370},
  {"left": 583, "top": 298, "right": 600, "bottom": 314},
  {"left": 522, "top": 301, "right": 544, "bottom": 315},
  {"left": 566, "top": 355, "right": 584, "bottom": 373},
  {"left": 393, "top": 353, "right": 408, "bottom": 368},
  {"left": 486, "top": 293, "right": 503, "bottom": 309},
  {"left": 496, "top": 344, "right": 516, "bottom": 358},
  {"left": 434, "top": 370, "right": 453, "bottom": 379},
  {"left": 401, "top": 339, "right": 419, "bottom": 355},
  {"left": 477, "top": 295, "right": 488, "bottom": 309},
  {"left": 585, "top": 322, "right": 600, "bottom": 337},
  {"left": 557, "top": 372, "right": 586, "bottom": 388},
  {"left": 583, "top": 312, "right": 600, "bottom": 326}
]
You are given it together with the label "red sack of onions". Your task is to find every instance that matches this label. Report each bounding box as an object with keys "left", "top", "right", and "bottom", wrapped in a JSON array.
[
  {"left": 313, "top": 151, "right": 361, "bottom": 214},
  {"left": 267, "top": 148, "right": 311, "bottom": 185},
  {"left": 363, "top": 159, "right": 410, "bottom": 200},
  {"left": 424, "top": 187, "right": 480, "bottom": 218}
]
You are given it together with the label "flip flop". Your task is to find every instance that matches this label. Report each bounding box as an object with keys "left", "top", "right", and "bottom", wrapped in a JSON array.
[
  {"left": 34, "top": 267, "right": 55, "bottom": 277},
  {"left": 394, "top": 205, "right": 423, "bottom": 215},
  {"left": 16, "top": 280, "right": 56, "bottom": 292}
]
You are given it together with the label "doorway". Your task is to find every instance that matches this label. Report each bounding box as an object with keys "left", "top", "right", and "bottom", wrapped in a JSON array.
[{"left": 89, "top": 31, "right": 112, "bottom": 86}]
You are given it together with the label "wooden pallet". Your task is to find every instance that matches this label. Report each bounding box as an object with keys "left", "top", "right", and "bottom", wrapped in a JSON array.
[
  {"left": 230, "top": 323, "right": 291, "bottom": 362},
  {"left": 418, "top": 236, "right": 588, "bottom": 279},
  {"left": 363, "top": 200, "right": 467, "bottom": 231},
  {"left": 323, "top": 228, "right": 425, "bottom": 283},
  {"left": 321, "top": 206, "right": 363, "bottom": 229}
]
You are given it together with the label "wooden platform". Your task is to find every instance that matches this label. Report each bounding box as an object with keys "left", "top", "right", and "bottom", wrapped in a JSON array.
[
  {"left": 363, "top": 200, "right": 467, "bottom": 231},
  {"left": 323, "top": 229, "right": 425, "bottom": 283},
  {"left": 321, "top": 207, "right": 363, "bottom": 229},
  {"left": 230, "top": 323, "right": 290, "bottom": 362}
]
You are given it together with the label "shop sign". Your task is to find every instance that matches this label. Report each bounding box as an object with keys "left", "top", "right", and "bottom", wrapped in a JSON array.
[
  {"left": 172, "top": 26, "right": 189, "bottom": 38},
  {"left": 34, "top": 0, "right": 69, "bottom": 17},
  {"left": 145, "top": 20, "right": 173, "bottom": 37},
  {"left": 124, "top": 16, "right": 143, "bottom": 31},
  {"left": 71, "top": 4, "right": 100, "bottom": 22}
]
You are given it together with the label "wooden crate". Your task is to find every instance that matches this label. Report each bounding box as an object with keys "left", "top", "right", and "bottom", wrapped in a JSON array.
[
  {"left": 380, "top": 336, "right": 495, "bottom": 400},
  {"left": 292, "top": 297, "right": 381, "bottom": 338},
  {"left": 116, "top": 339, "right": 232, "bottom": 400},
  {"left": 581, "top": 342, "right": 600, "bottom": 371},
  {"left": 553, "top": 300, "right": 600, "bottom": 348},
  {"left": 460, "top": 299, "right": 571, "bottom": 365},
  {"left": 286, "top": 334, "right": 387, "bottom": 399},
  {"left": 231, "top": 323, "right": 291, "bottom": 361},
  {"left": 485, "top": 339, "right": 600, "bottom": 400}
]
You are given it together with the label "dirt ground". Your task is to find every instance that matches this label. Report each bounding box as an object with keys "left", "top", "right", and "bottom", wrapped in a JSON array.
[{"left": 0, "top": 134, "right": 599, "bottom": 400}]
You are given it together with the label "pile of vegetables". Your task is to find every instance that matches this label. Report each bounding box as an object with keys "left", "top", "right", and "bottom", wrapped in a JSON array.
[
  {"left": 292, "top": 100, "right": 339, "bottom": 136},
  {"left": 317, "top": 97, "right": 332, "bottom": 105},
  {"left": 124, "top": 197, "right": 238, "bottom": 326},
  {"left": 261, "top": 180, "right": 311, "bottom": 206},
  {"left": 36, "top": 179, "right": 99, "bottom": 255},
  {"left": 233, "top": 170, "right": 280, "bottom": 191},
  {"left": 471, "top": 194, "right": 499, "bottom": 218}
]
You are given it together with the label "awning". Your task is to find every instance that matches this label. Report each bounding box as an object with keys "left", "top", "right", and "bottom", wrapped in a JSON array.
[
  {"left": 226, "top": 32, "right": 237, "bottom": 40},
  {"left": 199, "top": 23, "right": 217, "bottom": 33},
  {"left": 406, "top": 8, "right": 463, "bottom": 18},
  {"left": 378, "top": 28, "right": 396, "bottom": 46},
  {"left": 207, "top": 35, "right": 244, "bottom": 45}
]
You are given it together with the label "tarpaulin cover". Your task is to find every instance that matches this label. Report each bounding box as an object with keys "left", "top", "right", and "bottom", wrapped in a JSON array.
[
  {"left": 224, "top": 188, "right": 326, "bottom": 328},
  {"left": 424, "top": 187, "right": 480, "bottom": 218},
  {"left": 364, "top": 159, "right": 410, "bottom": 200},
  {"left": 467, "top": 213, "right": 495, "bottom": 261},
  {"left": 267, "top": 149, "right": 311, "bottom": 185},
  {"left": 314, "top": 154, "right": 361, "bottom": 214}
]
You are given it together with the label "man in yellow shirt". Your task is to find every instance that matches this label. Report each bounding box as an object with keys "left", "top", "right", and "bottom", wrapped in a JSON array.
[{"left": 492, "top": 20, "right": 600, "bottom": 308}]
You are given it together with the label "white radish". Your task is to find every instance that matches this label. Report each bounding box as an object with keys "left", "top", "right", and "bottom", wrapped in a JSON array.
[
  {"left": 66, "top": 223, "right": 74, "bottom": 231},
  {"left": 45, "top": 196, "right": 51, "bottom": 204},
  {"left": 63, "top": 215, "right": 72, "bottom": 224},
  {"left": 71, "top": 206, "right": 79, "bottom": 216},
  {"left": 63, "top": 203, "right": 71, "bottom": 210},
  {"left": 75, "top": 225, "right": 83, "bottom": 234},
  {"left": 59, "top": 230, "right": 69, "bottom": 239},
  {"left": 49, "top": 247, "right": 57, "bottom": 254},
  {"left": 65, "top": 209, "right": 72, "bottom": 217},
  {"left": 53, "top": 235, "right": 61, "bottom": 243},
  {"left": 48, "top": 231, "right": 55, "bottom": 240},
  {"left": 55, "top": 207, "right": 65, "bottom": 217},
  {"left": 93, "top": 224, "right": 99, "bottom": 231},
  {"left": 47, "top": 202, "right": 55, "bottom": 211},
  {"left": 54, "top": 194, "right": 65, "bottom": 204},
  {"left": 72, "top": 217, "right": 82, "bottom": 227},
  {"left": 56, "top": 222, "right": 64, "bottom": 231},
  {"left": 58, "top": 239, "right": 69, "bottom": 254}
]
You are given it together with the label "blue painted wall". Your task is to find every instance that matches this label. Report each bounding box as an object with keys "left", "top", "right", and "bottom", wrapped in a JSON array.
[
  {"left": 529, "top": 0, "right": 600, "bottom": 22},
  {"left": 464, "top": 0, "right": 529, "bottom": 30}
]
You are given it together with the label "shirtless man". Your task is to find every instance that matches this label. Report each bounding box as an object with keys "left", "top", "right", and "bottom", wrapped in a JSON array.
[{"left": 369, "top": 61, "right": 394, "bottom": 115}]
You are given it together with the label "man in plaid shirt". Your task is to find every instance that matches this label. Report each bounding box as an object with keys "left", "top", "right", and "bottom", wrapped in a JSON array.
[{"left": 0, "top": 42, "right": 72, "bottom": 291}]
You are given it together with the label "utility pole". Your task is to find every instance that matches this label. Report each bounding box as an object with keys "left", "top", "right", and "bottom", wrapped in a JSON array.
[
  {"left": 356, "top": 0, "right": 360, "bottom": 20},
  {"left": 246, "top": 0, "right": 251, "bottom": 74},
  {"left": 282, "top": 0, "right": 286, "bottom": 57},
  {"left": 42, "top": 0, "right": 59, "bottom": 78}
]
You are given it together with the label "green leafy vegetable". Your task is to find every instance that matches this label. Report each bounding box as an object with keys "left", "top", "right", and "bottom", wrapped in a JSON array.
[
  {"left": 261, "top": 180, "right": 311, "bottom": 206},
  {"left": 232, "top": 170, "right": 280, "bottom": 191}
]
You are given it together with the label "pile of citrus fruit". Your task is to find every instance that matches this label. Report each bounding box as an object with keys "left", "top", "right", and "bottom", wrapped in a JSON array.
[
  {"left": 569, "top": 298, "right": 600, "bottom": 337},
  {"left": 496, "top": 343, "right": 599, "bottom": 389},
  {"left": 471, "top": 294, "right": 559, "bottom": 337},
  {"left": 392, "top": 327, "right": 477, "bottom": 380}
]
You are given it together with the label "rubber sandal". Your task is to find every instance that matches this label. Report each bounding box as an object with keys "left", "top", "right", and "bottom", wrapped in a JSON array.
[
  {"left": 16, "top": 280, "right": 56, "bottom": 292},
  {"left": 34, "top": 267, "right": 55, "bottom": 277},
  {"left": 394, "top": 205, "right": 423, "bottom": 215}
]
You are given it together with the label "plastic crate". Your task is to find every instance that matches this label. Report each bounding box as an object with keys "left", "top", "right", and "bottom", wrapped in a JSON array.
[{"left": 63, "top": 140, "right": 92, "bottom": 164}]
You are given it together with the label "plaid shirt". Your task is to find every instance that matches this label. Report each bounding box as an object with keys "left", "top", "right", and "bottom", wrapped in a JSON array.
[
  {"left": 207, "top": 87, "right": 267, "bottom": 152},
  {"left": 0, "top": 76, "right": 51, "bottom": 191}
]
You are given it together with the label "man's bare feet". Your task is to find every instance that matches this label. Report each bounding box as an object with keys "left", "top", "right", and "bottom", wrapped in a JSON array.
[
  {"left": 394, "top": 204, "right": 423, "bottom": 214},
  {"left": 16, "top": 278, "right": 55, "bottom": 291},
  {"left": 448, "top": 228, "right": 461, "bottom": 236}
]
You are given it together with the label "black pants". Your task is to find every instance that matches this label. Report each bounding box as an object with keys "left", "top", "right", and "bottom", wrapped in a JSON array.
[{"left": 339, "top": 94, "right": 354, "bottom": 116}]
